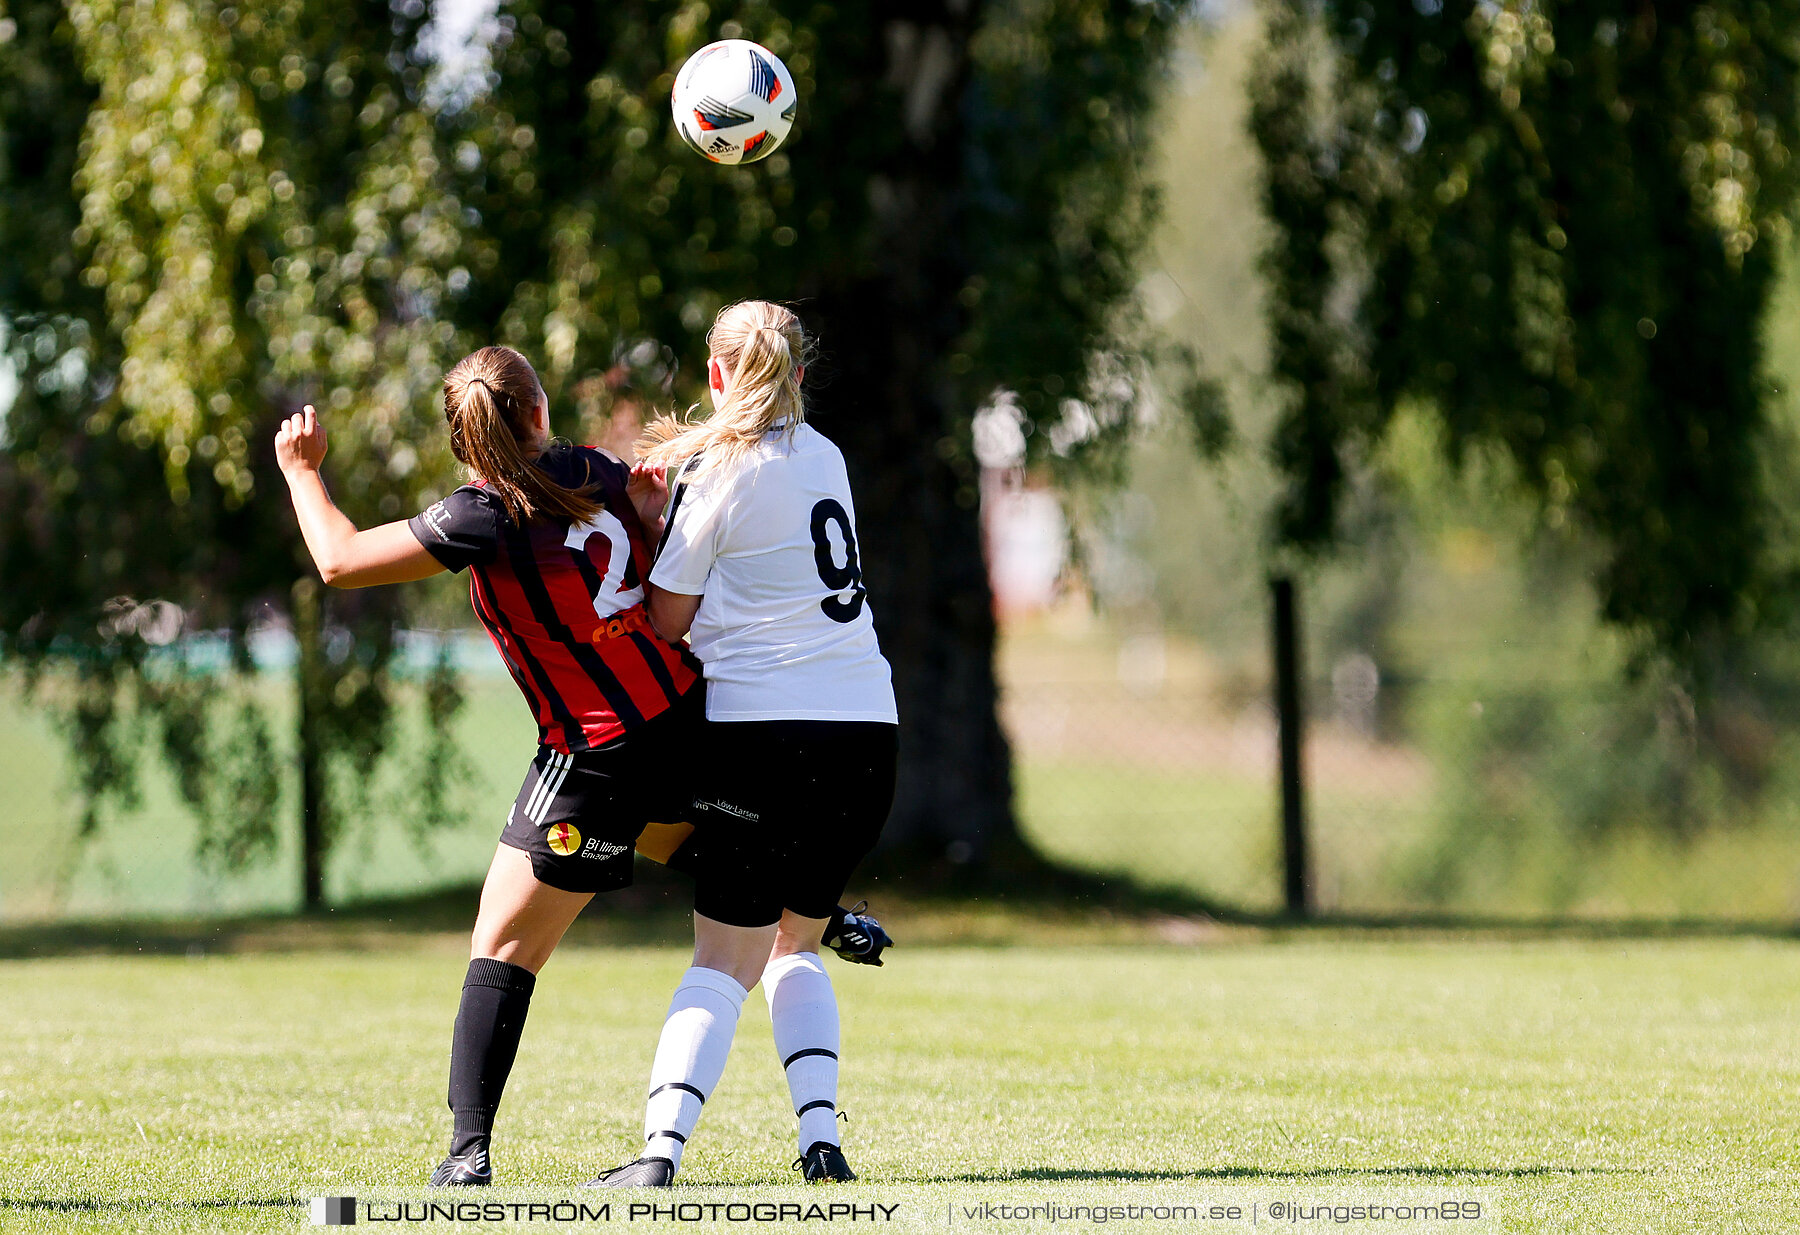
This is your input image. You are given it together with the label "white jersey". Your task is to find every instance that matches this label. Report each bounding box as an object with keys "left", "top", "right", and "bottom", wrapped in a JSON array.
[{"left": 650, "top": 422, "right": 899, "bottom": 723}]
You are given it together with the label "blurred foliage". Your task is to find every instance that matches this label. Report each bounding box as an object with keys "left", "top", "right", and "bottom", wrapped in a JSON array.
[
  {"left": 67, "top": 0, "right": 476, "bottom": 508},
  {"left": 445, "top": 0, "right": 1205, "bottom": 477},
  {"left": 1251, "top": 0, "right": 1800, "bottom": 656},
  {"left": 1086, "top": 12, "right": 1800, "bottom": 902},
  {"left": 0, "top": 0, "right": 471, "bottom": 900},
  {"left": 1, "top": 0, "right": 1190, "bottom": 891},
  {"left": 438, "top": 0, "right": 1198, "bottom": 861},
  {"left": 1367, "top": 410, "right": 1800, "bottom": 897}
]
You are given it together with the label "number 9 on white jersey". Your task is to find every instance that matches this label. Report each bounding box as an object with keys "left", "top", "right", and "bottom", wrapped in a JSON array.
[{"left": 649, "top": 423, "right": 898, "bottom": 724}]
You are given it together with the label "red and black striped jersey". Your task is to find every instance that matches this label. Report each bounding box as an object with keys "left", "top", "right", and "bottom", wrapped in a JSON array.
[{"left": 409, "top": 443, "right": 701, "bottom": 753}]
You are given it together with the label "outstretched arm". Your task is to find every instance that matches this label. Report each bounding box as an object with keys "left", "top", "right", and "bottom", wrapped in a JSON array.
[{"left": 276, "top": 405, "right": 445, "bottom": 589}]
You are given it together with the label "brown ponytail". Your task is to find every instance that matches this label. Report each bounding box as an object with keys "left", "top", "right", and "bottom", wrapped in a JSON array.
[
  {"left": 638, "top": 300, "right": 812, "bottom": 476},
  {"left": 442, "top": 346, "right": 603, "bottom": 524}
]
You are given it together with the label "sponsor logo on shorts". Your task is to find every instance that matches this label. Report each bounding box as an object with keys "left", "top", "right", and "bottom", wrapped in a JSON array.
[
  {"left": 546, "top": 821, "right": 582, "bottom": 856},
  {"left": 582, "top": 838, "right": 630, "bottom": 860},
  {"left": 700, "top": 798, "right": 761, "bottom": 822}
]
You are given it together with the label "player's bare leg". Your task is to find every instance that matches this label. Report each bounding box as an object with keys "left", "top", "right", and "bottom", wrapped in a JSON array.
[
  {"left": 434, "top": 844, "right": 594, "bottom": 1186},
  {"left": 771, "top": 910, "right": 828, "bottom": 960},
  {"left": 764, "top": 911, "right": 854, "bottom": 1181},
  {"left": 470, "top": 842, "right": 594, "bottom": 972}
]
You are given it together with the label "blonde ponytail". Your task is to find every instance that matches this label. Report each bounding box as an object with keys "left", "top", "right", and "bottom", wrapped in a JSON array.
[
  {"left": 443, "top": 346, "right": 603, "bottom": 524},
  {"left": 638, "top": 301, "right": 812, "bottom": 476}
]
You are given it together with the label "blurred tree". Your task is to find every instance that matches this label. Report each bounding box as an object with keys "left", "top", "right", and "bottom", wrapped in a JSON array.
[
  {"left": 1251, "top": 0, "right": 1800, "bottom": 656},
  {"left": 2, "top": 0, "right": 1195, "bottom": 897},
  {"left": 0, "top": 0, "right": 474, "bottom": 905}
]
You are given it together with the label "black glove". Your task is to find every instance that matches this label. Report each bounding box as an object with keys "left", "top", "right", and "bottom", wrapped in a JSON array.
[{"left": 821, "top": 900, "right": 893, "bottom": 966}]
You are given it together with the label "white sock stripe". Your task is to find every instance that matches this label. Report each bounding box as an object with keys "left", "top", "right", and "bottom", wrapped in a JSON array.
[
  {"left": 783, "top": 1047, "right": 839, "bottom": 1068},
  {"left": 649, "top": 1081, "right": 707, "bottom": 1104}
]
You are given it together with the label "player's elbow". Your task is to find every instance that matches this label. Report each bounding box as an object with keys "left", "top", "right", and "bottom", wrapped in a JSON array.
[
  {"left": 315, "top": 558, "right": 352, "bottom": 587},
  {"left": 646, "top": 597, "right": 694, "bottom": 642}
]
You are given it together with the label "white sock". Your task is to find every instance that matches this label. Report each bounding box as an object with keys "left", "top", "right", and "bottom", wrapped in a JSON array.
[
  {"left": 763, "top": 951, "right": 840, "bottom": 1153},
  {"left": 642, "top": 966, "right": 748, "bottom": 1173}
]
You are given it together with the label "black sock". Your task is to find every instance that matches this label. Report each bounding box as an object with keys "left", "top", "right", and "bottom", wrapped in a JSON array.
[{"left": 447, "top": 957, "right": 537, "bottom": 1156}]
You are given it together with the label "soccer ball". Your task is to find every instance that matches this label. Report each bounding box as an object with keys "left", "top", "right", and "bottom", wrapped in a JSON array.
[{"left": 671, "top": 39, "right": 797, "bottom": 166}]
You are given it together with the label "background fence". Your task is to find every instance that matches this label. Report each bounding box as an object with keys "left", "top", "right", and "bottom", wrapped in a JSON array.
[
  {"left": 5, "top": 591, "right": 1800, "bottom": 925},
  {"left": 1000, "top": 596, "right": 1800, "bottom": 924}
]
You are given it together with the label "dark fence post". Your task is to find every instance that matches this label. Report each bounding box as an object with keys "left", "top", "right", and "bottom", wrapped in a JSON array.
[
  {"left": 293, "top": 576, "right": 327, "bottom": 911},
  {"left": 1271, "top": 575, "right": 1312, "bottom": 917}
]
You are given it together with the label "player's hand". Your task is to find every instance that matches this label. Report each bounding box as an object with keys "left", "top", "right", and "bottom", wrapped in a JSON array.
[
  {"left": 275, "top": 405, "right": 328, "bottom": 477},
  {"left": 627, "top": 461, "right": 669, "bottom": 524}
]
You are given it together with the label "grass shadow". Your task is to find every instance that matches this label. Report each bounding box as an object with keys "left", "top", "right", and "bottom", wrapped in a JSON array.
[
  {"left": 0, "top": 866, "right": 697, "bottom": 960},
  {"left": 856, "top": 841, "right": 1800, "bottom": 941},
  {"left": 3, "top": 842, "right": 1797, "bottom": 959}
]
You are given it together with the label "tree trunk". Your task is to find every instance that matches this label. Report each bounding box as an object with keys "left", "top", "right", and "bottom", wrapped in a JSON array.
[
  {"left": 292, "top": 576, "right": 328, "bottom": 909},
  {"left": 802, "top": 7, "right": 1021, "bottom": 871},
  {"left": 487, "top": 1, "right": 1035, "bottom": 876}
]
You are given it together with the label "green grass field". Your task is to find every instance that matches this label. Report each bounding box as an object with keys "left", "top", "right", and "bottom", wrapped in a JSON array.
[{"left": 3, "top": 934, "right": 1797, "bottom": 1233}]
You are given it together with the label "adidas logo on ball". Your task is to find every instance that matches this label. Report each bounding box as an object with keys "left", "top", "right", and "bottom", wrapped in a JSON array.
[{"left": 672, "top": 39, "right": 798, "bottom": 166}]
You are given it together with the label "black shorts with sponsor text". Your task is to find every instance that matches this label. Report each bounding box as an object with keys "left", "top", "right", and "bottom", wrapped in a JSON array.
[
  {"left": 687, "top": 719, "right": 898, "bottom": 927},
  {"left": 499, "top": 687, "right": 702, "bottom": 894}
]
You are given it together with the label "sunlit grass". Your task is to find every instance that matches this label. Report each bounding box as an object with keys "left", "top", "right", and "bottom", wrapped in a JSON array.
[{"left": 2, "top": 939, "right": 1797, "bottom": 1232}]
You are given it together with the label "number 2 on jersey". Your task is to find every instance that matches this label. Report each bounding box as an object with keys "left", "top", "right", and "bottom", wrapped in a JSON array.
[
  {"left": 565, "top": 511, "right": 638, "bottom": 620},
  {"left": 810, "top": 499, "right": 867, "bottom": 623}
]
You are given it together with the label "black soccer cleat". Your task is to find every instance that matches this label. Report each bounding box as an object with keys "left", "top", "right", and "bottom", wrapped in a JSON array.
[
  {"left": 821, "top": 901, "right": 892, "bottom": 966},
  {"left": 584, "top": 1156, "right": 675, "bottom": 1188},
  {"left": 428, "top": 1145, "right": 492, "bottom": 1186},
  {"left": 795, "top": 1141, "right": 856, "bottom": 1183}
]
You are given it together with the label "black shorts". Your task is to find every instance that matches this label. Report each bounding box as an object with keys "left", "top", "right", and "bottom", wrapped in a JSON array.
[
  {"left": 687, "top": 720, "right": 898, "bottom": 928},
  {"left": 500, "top": 688, "right": 702, "bottom": 894}
]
